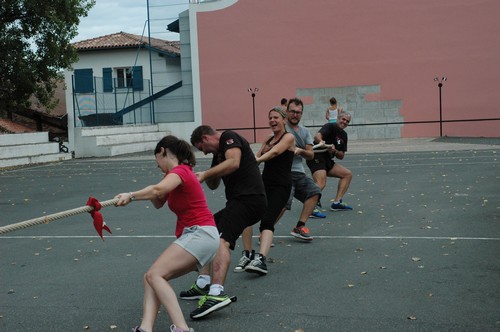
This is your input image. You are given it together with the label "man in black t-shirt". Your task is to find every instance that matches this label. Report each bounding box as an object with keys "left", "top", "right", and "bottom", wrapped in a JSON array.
[
  {"left": 307, "top": 112, "right": 354, "bottom": 211},
  {"left": 180, "top": 125, "right": 266, "bottom": 320}
]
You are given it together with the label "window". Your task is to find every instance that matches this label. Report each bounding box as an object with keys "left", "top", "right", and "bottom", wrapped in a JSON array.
[
  {"left": 116, "top": 67, "right": 133, "bottom": 89},
  {"left": 114, "top": 66, "right": 143, "bottom": 91}
]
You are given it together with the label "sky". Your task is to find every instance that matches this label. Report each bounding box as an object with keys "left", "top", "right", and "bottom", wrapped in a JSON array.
[{"left": 72, "top": 0, "right": 190, "bottom": 42}]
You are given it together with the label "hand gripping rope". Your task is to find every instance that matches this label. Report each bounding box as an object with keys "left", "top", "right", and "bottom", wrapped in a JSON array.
[
  {"left": 312, "top": 143, "right": 333, "bottom": 153},
  {"left": 0, "top": 197, "right": 118, "bottom": 240}
]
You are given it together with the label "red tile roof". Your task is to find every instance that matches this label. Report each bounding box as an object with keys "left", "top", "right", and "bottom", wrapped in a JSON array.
[{"left": 72, "top": 31, "right": 180, "bottom": 56}]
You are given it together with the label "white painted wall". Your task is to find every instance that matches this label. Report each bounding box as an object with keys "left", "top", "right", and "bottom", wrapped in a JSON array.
[{"left": 64, "top": 47, "right": 182, "bottom": 152}]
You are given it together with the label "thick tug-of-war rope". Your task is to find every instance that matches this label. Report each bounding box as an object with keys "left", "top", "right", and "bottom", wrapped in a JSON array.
[
  {"left": 313, "top": 143, "right": 333, "bottom": 153},
  {"left": 0, "top": 197, "right": 118, "bottom": 240}
]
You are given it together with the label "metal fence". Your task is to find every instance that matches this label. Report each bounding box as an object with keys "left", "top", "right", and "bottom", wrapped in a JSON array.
[{"left": 72, "top": 76, "right": 153, "bottom": 127}]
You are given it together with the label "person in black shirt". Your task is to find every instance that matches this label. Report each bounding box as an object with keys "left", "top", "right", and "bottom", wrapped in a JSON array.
[
  {"left": 180, "top": 125, "right": 267, "bottom": 319},
  {"left": 235, "top": 107, "right": 295, "bottom": 276},
  {"left": 307, "top": 112, "right": 354, "bottom": 211}
]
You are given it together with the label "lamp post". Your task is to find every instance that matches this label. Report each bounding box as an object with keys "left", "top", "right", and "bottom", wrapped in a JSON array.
[
  {"left": 433, "top": 76, "right": 447, "bottom": 137},
  {"left": 248, "top": 88, "right": 259, "bottom": 143}
]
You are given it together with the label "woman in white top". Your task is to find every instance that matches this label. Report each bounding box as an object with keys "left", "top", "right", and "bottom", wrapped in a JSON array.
[{"left": 325, "top": 97, "right": 343, "bottom": 123}]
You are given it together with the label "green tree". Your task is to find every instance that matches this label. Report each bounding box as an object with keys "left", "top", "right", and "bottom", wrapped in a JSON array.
[{"left": 0, "top": 0, "right": 95, "bottom": 114}]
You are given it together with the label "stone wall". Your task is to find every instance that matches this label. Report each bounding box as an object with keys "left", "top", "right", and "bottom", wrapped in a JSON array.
[{"left": 298, "top": 85, "right": 403, "bottom": 139}]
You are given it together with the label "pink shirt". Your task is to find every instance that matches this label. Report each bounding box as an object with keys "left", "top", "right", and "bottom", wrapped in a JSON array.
[{"left": 167, "top": 165, "right": 216, "bottom": 238}]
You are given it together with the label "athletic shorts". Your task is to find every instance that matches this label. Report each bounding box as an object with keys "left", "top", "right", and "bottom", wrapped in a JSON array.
[
  {"left": 214, "top": 195, "right": 267, "bottom": 250},
  {"left": 285, "top": 172, "right": 322, "bottom": 209},
  {"left": 307, "top": 152, "right": 335, "bottom": 174},
  {"left": 175, "top": 225, "right": 220, "bottom": 269}
]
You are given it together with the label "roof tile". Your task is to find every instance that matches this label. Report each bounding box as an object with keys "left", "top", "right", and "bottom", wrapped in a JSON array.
[{"left": 72, "top": 31, "right": 180, "bottom": 56}]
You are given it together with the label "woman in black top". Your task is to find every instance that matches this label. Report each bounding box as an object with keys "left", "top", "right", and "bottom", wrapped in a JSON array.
[{"left": 237, "top": 107, "right": 295, "bottom": 275}]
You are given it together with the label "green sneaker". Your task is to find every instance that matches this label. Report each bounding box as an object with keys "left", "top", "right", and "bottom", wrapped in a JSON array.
[
  {"left": 190, "top": 293, "right": 233, "bottom": 319},
  {"left": 179, "top": 283, "right": 209, "bottom": 300}
]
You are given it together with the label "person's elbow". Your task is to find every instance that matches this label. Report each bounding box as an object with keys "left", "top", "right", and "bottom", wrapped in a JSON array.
[
  {"left": 226, "top": 158, "right": 240, "bottom": 172},
  {"left": 206, "top": 177, "right": 221, "bottom": 190},
  {"left": 152, "top": 199, "right": 165, "bottom": 209},
  {"left": 303, "top": 151, "right": 314, "bottom": 160}
]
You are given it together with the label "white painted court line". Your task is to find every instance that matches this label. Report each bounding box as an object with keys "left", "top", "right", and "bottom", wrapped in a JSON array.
[{"left": 1, "top": 235, "right": 499, "bottom": 241}]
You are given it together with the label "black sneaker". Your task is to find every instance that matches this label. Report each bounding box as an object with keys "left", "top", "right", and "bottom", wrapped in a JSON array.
[
  {"left": 132, "top": 327, "right": 147, "bottom": 332},
  {"left": 190, "top": 293, "right": 232, "bottom": 319},
  {"left": 245, "top": 254, "right": 268, "bottom": 276},
  {"left": 179, "top": 283, "right": 209, "bottom": 300},
  {"left": 233, "top": 250, "right": 253, "bottom": 272}
]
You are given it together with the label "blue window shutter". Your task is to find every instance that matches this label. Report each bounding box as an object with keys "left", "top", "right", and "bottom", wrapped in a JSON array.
[
  {"left": 103, "top": 68, "right": 113, "bottom": 92},
  {"left": 132, "top": 66, "right": 143, "bottom": 91},
  {"left": 74, "top": 68, "right": 94, "bottom": 93}
]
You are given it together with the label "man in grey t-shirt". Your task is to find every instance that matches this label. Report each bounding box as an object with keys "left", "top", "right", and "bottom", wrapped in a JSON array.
[{"left": 281, "top": 97, "right": 322, "bottom": 241}]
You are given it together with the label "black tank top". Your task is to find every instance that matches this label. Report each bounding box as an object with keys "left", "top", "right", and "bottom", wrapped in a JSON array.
[{"left": 262, "top": 133, "right": 294, "bottom": 186}]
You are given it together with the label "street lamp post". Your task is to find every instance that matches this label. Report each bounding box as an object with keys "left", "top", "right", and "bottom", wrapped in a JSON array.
[
  {"left": 434, "top": 76, "right": 447, "bottom": 137},
  {"left": 248, "top": 88, "right": 259, "bottom": 143}
]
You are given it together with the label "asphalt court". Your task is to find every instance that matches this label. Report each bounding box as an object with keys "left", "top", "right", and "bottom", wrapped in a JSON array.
[{"left": 1, "top": 139, "right": 499, "bottom": 331}]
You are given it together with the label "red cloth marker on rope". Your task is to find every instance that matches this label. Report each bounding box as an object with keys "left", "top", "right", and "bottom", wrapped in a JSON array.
[{"left": 86, "top": 197, "right": 112, "bottom": 240}]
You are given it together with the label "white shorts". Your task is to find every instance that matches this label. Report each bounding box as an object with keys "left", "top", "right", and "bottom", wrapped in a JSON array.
[{"left": 174, "top": 225, "right": 219, "bottom": 269}]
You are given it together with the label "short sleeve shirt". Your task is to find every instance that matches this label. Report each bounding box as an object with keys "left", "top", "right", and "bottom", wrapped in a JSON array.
[
  {"left": 286, "top": 123, "right": 314, "bottom": 173},
  {"left": 167, "top": 164, "right": 216, "bottom": 238},
  {"left": 318, "top": 123, "right": 348, "bottom": 152},
  {"left": 211, "top": 130, "right": 265, "bottom": 200}
]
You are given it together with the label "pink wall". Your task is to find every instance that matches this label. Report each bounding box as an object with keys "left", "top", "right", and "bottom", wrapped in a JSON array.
[{"left": 196, "top": 0, "right": 500, "bottom": 141}]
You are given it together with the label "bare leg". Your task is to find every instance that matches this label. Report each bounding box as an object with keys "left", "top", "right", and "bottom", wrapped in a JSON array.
[
  {"left": 241, "top": 226, "right": 253, "bottom": 251},
  {"left": 300, "top": 194, "right": 319, "bottom": 222},
  {"left": 258, "top": 229, "right": 273, "bottom": 257},
  {"left": 140, "top": 243, "right": 197, "bottom": 332},
  {"left": 329, "top": 164, "right": 352, "bottom": 202},
  {"left": 311, "top": 169, "right": 327, "bottom": 190},
  {"left": 140, "top": 275, "right": 160, "bottom": 331},
  {"left": 211, "top": 239, "right": 231, "bottom": 287}
]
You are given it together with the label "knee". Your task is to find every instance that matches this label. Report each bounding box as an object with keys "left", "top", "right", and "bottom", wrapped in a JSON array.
[
  {"left": 144, "top": 268, "right": 161, "bottom": 286},
  {"left": 143, "top": 271, "right": 152, "bottom": 286},
  {"left": 259, "top": 223, "right": 275, "bottom": 233}
]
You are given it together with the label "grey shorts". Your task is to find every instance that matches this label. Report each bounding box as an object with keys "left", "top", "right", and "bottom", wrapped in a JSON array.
[
  {"left": 285, "top": 171, "right": 322, "bottom": 209},
  {"left": 174, "top": 225, "right": 220, "bottom": 270}
]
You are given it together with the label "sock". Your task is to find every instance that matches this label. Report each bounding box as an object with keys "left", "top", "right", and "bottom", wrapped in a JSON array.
[
  {"left": 196, "top": 275, "right": 211, "bottom": 288},
  {"left": 209, "top": 283, "right": 224, "bottom": 296},
  {"left": 296, "top": 221, "right": 306, "bottom": 228},
  {"left": 333, "top": 201, "right": 340, "bottom": 204},
  {"left": 250, "top": 249, "right": 255, "bottom": 259}
]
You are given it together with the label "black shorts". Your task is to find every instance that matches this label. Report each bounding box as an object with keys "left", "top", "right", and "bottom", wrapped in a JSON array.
[
  {"left": 306, "top": 152, "right": 334, "bottom": 174},
  {"left": 214, "top": 195, "right": 266, "bottom": 250}
]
